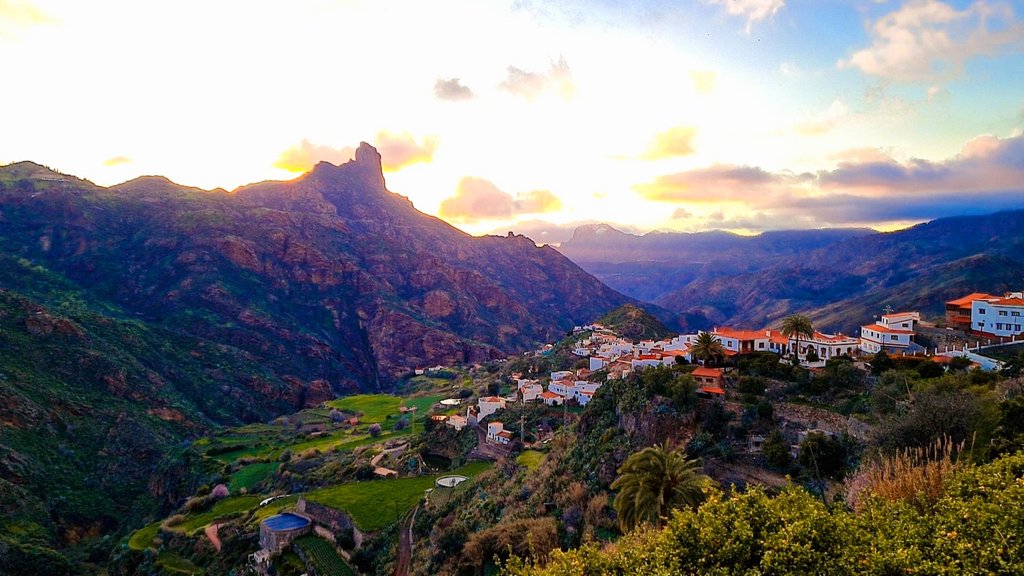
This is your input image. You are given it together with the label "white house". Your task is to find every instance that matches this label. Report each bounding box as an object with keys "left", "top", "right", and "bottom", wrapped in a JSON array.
[
  {"left": 550, "top": 371, "right": 573, "bottom": 381},
  {"left": 860, "top": 312, "right": 919, "bottom": 354},
  {"left": 446, "top": 414, "right": 468, "bottom": 431},
  {"left": 971, "top": 292, "right": 1024, "bottom": 338},
  {"left": 630, "top": 354, "right": 663, "bottom": 370},
  {"left": 540, "top": 391, "right": 564, "bottom": 406},
  {"left": 520, "top": 383, "right": 543, "bottom": 403},
  {"left": 577, "top": 389, "right": 596, "bottom": 407},
  {"left": 798, "top": 332, "right": 859, "bottom": 360},
  {"left": 589, "top": 355, "right": 611, "bottom": 371},
  {"left": 570, "top": 382, "right": 601, "bottom": 402},
  {"left": 548, "top": 380, "right": 571, "bottom": 397},
  {"left": 476, "top": 396, "right": 506, "bottom": 422},
  {"left": 486, "top": 422, "right": 513, "bottom": 445}
]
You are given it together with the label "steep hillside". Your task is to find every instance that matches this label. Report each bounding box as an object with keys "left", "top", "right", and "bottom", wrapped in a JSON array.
[
  {"left": 556, "top": 225, "right": 872, "bottom": 302},
  {"left": 0, "top": 149, "right": 631, "bottom": 569},
  {"left": 0, "top": 146, "right": 629, "bottom": 389},
  {"left": 597, "top": 304, "right": 675, "bottom": 341},
  {"left": 655, "top": 211, "right": 1024, "bottom": 332}
]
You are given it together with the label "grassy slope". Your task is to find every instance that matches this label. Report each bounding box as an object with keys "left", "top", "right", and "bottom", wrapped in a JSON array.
[{"left": 306, "top": 461, "right": 492, "bottom": 531}]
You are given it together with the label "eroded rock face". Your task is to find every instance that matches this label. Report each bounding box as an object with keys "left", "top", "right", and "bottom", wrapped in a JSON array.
[{"left": 0, "top": 147, "right": 630, "bottom": 398}]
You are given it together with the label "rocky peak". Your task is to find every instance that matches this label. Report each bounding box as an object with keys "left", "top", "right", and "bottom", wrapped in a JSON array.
[{"left": 354, "top": 141, "right": 382, "bottom": 170}]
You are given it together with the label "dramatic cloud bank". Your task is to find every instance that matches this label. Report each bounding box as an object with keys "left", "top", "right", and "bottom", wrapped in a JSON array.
[
  {"left": 439, "top": 177, "right": 562, "bottom": 223},
  {"left": 841, "top": 0, "right": 1024, "bottom": 82},
  {"left": 637, "top": 132, "right": 1024, "bottom": 229}
]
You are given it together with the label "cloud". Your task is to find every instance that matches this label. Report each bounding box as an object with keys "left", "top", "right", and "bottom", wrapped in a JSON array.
[
  {"left": 438, "top": 177, "right": 562, "bottom": 223},
  {"left": 274, "top": 132, "right": 437, "bottom": 173},
  {"left": 706, "top": 0, "right": 785, "bottom": 32},
  {"left": 671, "top": 207, "right": 694, "bottom": 220},
  {"left": 103, "top": 156, "right": 132, "bottom": 167},
  {"left": 636, "top": 164, "right": 808, "bottom": 202},
  {"left": 434, "top": 77, "right": 474, "bottom": 101},
  {"left": 274, "top": 140, "right": 356, "bottom": 172},
  {"left": 644, "top": 126, "right": 698, "bottom": 159},
  {"left": 500, "top": 56, "right": 575, "bottom": 100},
  {"left": 635, "top": 132, "right": 1024, "bottom": 229},
  {"left": 0, "top": 0, "right": 54, "bottom": 37},
  {"left": 373, "top": 131, "right": 438, "bottom": 171},
  {"left": 794, "top": 100, "right": 849, "bottom": 135},
  {"left": 840, "top": 0, "right": 1024, "bottom": 82}
]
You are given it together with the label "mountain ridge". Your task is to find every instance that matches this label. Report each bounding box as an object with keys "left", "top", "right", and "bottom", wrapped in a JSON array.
[{"left": 0, "top": 148, "right": 635, "bottom": 563}]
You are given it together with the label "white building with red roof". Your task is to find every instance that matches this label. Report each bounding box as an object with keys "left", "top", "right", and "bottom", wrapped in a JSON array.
[
  {"left": 971, "top": 292, "right": 1024, "bottom": 338},
  {"left": 540, "top": 391, "right": 564, "bottom": 406},
  {"left": 475, "top": 396, "right": 506, "bottom": 422},
  {"left": 860, "top": 311, "right": 920, "bottom": 354}
]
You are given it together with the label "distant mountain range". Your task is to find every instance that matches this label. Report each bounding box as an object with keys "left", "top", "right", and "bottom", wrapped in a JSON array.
[
  {"left": 0, "top": 147, "right": 631, "bottom": 559},
  {"left": 556, "top": 224, "right": 874, "bottom": 303},
  {"left": 555, "top": 213, "right": 1024, "bottom": 333}
]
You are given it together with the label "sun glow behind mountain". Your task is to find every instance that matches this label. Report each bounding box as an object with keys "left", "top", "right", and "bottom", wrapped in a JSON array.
[{"left": 2, "top": 0, "right": 1024, "bottom": 238}]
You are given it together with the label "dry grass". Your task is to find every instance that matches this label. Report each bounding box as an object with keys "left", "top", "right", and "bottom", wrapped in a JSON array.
[{"left": 847, "top": 436, "right": 969, "bottom": 512}]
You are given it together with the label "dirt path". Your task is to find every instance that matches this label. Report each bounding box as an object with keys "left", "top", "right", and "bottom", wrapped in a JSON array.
[
  {"left": 204, "top": 522, "right": 222, "bottom": 552},
  {"left": 394, "top": 503, "right": 419, "bottom": 576}
]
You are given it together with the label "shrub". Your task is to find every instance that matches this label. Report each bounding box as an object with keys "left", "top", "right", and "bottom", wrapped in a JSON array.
[
  {"left": 210, "top": 484, "right": 229, "bottom": 499},
  {"left": 846, "top": 436, "right": 965, "bottom": 512},
  {"left": 368, "top": 423, "right": 382, "bottom": 437}
]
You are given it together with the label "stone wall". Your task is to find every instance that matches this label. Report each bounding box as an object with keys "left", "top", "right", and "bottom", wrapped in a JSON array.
[
  {"left": 296, "top": 498, "right": 354, "bottom": 533},
  {"left": 259, "top": 521, "right": 310, "bottom": 553}
]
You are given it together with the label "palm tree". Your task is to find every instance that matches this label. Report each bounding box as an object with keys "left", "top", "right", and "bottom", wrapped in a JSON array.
[
  {"left": 780, "top": 314, "right": 814, "bottom": 362},
  {"left": 689, "top": 332, "right": 725, "bottom": 366},
  {"left": 611, "top": 443, "right": 710, "bottom": 531}
]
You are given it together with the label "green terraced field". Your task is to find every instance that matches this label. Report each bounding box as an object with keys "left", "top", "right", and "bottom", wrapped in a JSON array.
[
  {"left": 295, "top": 535, "right": 354, "bottom": 576},
  {"left": 326, "top": 394, "right": 402, "bottom": 423},
  {"left": 306, "top": 462, "right": 492, "bottom": 531},
  {"left": 228, "top": 462, "right": 279, "bottom": 492}
]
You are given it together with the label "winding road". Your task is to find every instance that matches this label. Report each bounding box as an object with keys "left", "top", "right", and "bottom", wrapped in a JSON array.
[{"left": 394, "top": 502, "right": 419, "bottom": 576}]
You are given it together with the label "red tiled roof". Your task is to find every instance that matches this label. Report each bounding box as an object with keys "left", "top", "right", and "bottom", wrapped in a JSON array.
[
  {"left": 861, "top": 324, "right": 914, "bottom": 334},
  {"left": 699, "top": 386, "right": 726, "bottom": 395},
  {"left": 714, "top": 327, "right": 771, "bottom": 340},
  {"left": 947, "top": 293, "right": 998, "bottom": 307},
  {"left": 881, "top": 312, "right": 917, "bottom": 319},
  {"left": 497, "top": 431, "right": 514, "bottom": 439},
  {"left": 692, "top": 367, "right": 724, "bottom": 377},
  {"left": 993, "top": 297, "right": 1024, "bottom": 306},
  {"left": 540, "top": 391, "right": 563, "bottom": 399}
]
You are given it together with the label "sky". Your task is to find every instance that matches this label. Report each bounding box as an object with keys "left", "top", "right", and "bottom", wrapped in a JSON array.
[{"left": 2, "top": 0, "right": 1024, "bottom": 244}]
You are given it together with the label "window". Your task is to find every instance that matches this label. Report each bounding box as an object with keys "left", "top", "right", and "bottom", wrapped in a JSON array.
[
  {"left": 979, "top": 308, "right": 987, "bottom": 314},
  {"left": 1000, "top": 311, "right": 1008, "bottom": 316},
  {"left": 996, "top": 323, "right": 1004, "bottom": 330},
  {"left": 1013, "top": 311, "right": 1021, "bottom": 317},
  {"left": 890, "top": 335, "right": 898, "bottom": 341}
]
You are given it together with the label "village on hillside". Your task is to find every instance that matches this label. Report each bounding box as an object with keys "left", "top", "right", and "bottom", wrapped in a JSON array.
[{"left": 428, "top": 290, "right": 1024, "bottom": 456}]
